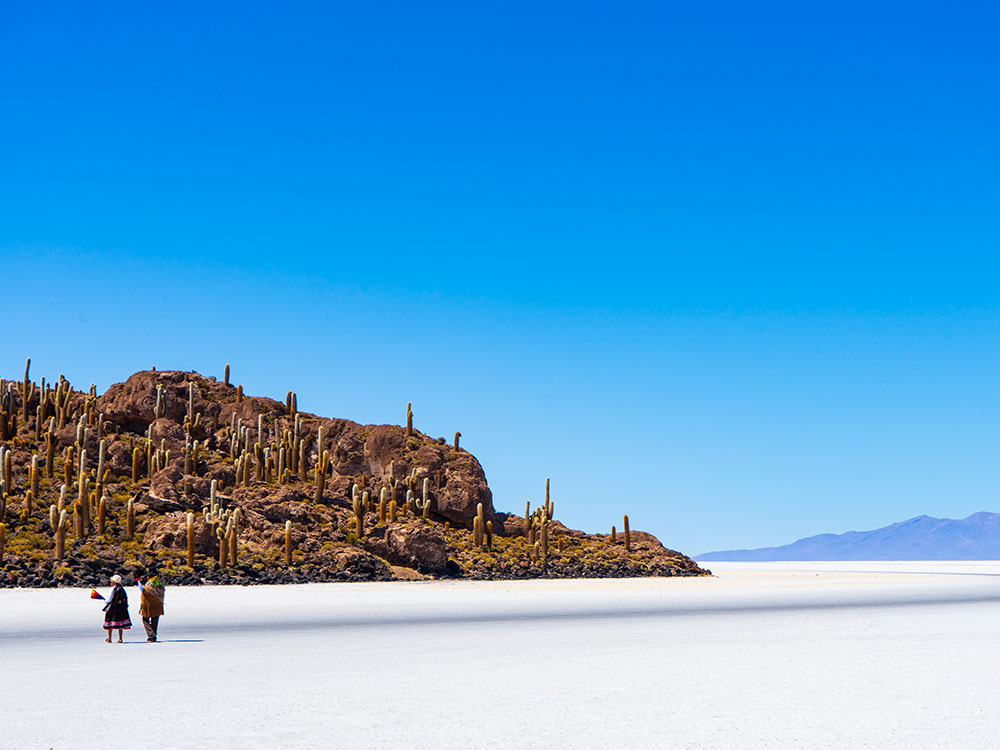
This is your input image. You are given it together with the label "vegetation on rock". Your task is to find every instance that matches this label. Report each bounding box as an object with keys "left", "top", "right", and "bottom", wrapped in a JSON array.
[{"left": 0, "top": 362, "right": 708, "bottom": 587}]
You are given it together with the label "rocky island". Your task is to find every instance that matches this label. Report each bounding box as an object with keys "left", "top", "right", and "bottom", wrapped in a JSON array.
[{"left": 0, "top": 362, "right": 707, "bottom": 587}]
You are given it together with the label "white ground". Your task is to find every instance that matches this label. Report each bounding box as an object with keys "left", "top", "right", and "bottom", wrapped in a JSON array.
[{"left": 3, "top": 561, "right": 1000, "bottom": 749}]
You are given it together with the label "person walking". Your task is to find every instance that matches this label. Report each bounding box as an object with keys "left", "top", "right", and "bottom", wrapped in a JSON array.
[
  {"left": 138, "top": 570, "right": 165, "bottom": 642},
  {"left": 102, "top": 574, "right": 131, "bottom": 643}
]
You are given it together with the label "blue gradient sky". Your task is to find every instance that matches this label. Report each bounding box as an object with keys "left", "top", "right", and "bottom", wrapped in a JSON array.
[{"left": 2, "top": 2, "right": 998, "bottom": 554}]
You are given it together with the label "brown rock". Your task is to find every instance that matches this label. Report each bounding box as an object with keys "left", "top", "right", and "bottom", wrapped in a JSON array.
[
  {"left": 143, "top": 512, "right": 218, "bottom": 555},
  {"left": 385, "top": 522, "right": 448, "bottom": 572}
]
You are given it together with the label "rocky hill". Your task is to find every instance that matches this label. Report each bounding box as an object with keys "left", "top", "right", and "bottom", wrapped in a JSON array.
[
  {"left": 697, "top": 512, "right": 1000, "bottom": 561},
  {"left": 0, "top": 363, "right": 708, "bottom": 587}
]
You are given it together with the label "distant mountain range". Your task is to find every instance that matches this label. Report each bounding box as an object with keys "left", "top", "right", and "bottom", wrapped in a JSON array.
[{"left": 697, "top": 512, "right": 1000, "bottom": 561}]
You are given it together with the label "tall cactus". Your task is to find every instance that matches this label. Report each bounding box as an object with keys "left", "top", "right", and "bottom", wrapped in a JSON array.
[
  {"left": 624, "top": 514, "right": 630, "bottom": 552},
  {"left": 97, "top": 495, "right": 107, "bottom": 536},
  {"left": 353, "top": 491, "right": 366, "bottom": 538},
  {"left": 415, "top": 478, "right": 432, "bottom": 520},
  {"left": 406, "top": 402, "right": 413, "bottom": 437},
  {"left": 45, "top": 428, "right": 56, "bottom": 478},
  {"left": 22, "top": 358, "right": 31, "bottom": 422},
  {"left": 154, "top": 384, "right": 165, "bottom": 420},
  {"left": 229, "top": 508, "right": 240, "bottom": 567},
  {"left": 30, "top": 454, "right": 39, "bottom": 506},
  {"left": 54, "top": 510, "right": 68, "bottom": 561},
  {"left": 474, "top": 502, "right": 486, "bottom": 548},
  {"left": 126, "top": 496, "right": 135, "bottom": 540},
  {"left": 0, "top": 522, "right": 5, "bottom": 565},
  {"left": 284, "top": 520, "right": 293, "bottom": 566},
  {"left": 314, "top": 449, "right": 329, "bottom": 503},
  {"left": 186, "top": 512, "right": 195, "bottom": 568},
  {"left": 224, "top": 363, "right": 230, "bottom": 386},
  {"left": 454, "top": 431, "right": 461, "bottom": 451}
]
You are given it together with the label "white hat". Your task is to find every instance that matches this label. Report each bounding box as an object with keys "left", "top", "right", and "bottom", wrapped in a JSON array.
[{"left": 110, "top": 574, "right": 123, "bottom": 584}]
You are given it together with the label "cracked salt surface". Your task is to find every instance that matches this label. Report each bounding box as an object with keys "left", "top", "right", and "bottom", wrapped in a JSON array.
[{"left": 2, "top": 561, "right": 999, "bottom": 749}]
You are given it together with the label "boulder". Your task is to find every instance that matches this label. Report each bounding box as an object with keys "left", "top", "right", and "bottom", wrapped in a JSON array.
[{"left": 385, "top": 522, "right": 448, "bottom": 572}]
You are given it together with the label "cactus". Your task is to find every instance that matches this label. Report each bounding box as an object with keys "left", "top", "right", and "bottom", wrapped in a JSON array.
[
  {"left": 230, "top": 508, "right": 240, "bottom": 566},
  {"left": 473, "top": 502, "right": 487, "bottom": 548},
  {"left": 45, "top": 428, "right": 55, "bottom": 478},
  {"left": 22, "top": 358, "right": 31, "bottom": 422},
  {"left": 624, "top": 514, "right": 630, "bottom": 552},
  {"left": 558, "top": 535, "right": 564, "bottom": 553},
  {"left": 3, "top": 449, "right": 12, "bottom": 498},
  {"left": 415, "top": 478, "right": 431, "bottom": 520},
  {"left": 486, "top": 520, "right": 493, "bottom": 550},
  {"left": 532, "top": 541, "right": 540, "bottom": 563},
  {"left": 236, "top": 384, "right": 243, "bottom": 403},
  {"left": 524, "top": 501, "right": 531, "bottom": 535},
  {"left": 379, "top": 487, "right": 388, "bottom": 525},
  {"left": 126, "top": 496, "right": 135, "bottom": 540},
  {"left": 297, "top": 438, "right": 307, "bottom": 478},
  {"left": 611, "top": 525, "right": 616, "bottom": 544},
  {"left": 54, "top": 510, "right": 68, "bottom": 561},
  {"left": 540, "top": 517, "right": 549, "bottom": 561},
  {"left": 186, "top": 512, "right": 195, "bottom": 567},
  {"left": 353, "top": 491, "right": 366, "bottom": 538},
  {"left": 454, "top": 431, "right": 461, "bottom": 451},
  {"left": 97, "top": 495, "right": 107, "bottom": 535},
  {"left": 217, "top": 526, "right": 228, "bottom": 567},
  {"left": 224, "top": 363, "right": 230, "bottom": 386},
  {"left": 0, "top": 522, "right": 5, "bottom": 565},
  {"left": 30, "top": 453, "right": 39, "bottom": 504},
  {"left": 406, "top": 402, "right": 413, "bottom": 436},
  {"left": 389, "top": 499, "right": 397, "bottom": 523},
  {"left": 314, "top": 449, "right": 328, "bottom": 502},
  {"left": 73, "top": 499, "right": 84, "bottom": 538},
  {"left": 284, "top": 520, "right": 293, "bottom": 566},
  {"left": 154, "top": 384, "right": 165, "bottom": 420}
]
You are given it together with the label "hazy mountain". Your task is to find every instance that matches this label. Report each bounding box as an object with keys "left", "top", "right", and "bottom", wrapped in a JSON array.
[{"left": 696, "top": 512, "right": 1000, "bottom": 561}]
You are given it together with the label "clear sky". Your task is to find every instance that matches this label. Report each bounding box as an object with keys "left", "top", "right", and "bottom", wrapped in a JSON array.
[{"left": 2, "top": 2, "right": 998, "bottom": 555}]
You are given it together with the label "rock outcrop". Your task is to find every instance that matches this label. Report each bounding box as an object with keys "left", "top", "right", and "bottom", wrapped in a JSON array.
[{"left": 0, "top": 367, "right": 709, "bottom": 587}]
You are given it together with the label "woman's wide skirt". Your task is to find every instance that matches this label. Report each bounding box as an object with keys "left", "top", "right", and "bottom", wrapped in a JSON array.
[{"left": 103, "top": 601, "right": 132, "bottom": 630}]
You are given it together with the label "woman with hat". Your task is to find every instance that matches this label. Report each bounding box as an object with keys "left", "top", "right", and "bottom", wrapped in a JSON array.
[{"left": 102, "top": 574, "right": 132, "bottom": 643}]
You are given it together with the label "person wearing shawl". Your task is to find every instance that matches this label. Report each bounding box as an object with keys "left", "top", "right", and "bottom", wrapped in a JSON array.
[
  {"left": 138, "top": 570, "right": 165, "bottom": 642},
  {"left": 102, "top": 574, "right": 131, "bottom": 643}
]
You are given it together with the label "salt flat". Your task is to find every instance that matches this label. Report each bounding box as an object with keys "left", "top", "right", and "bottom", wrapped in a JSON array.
[{"left": 3, "top": 562, "right": 1000, "bottom": 749}]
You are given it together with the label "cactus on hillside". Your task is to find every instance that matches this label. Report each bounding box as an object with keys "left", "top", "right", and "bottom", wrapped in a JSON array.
[
  {"left": 624, "top": 514, "right": 631, "bottom": 552},
  {"left": 97, "top": 495, "right": 107, "bottom": 536},
  {"left": 126, "top": 496, "right": 135, "bottom": 540},
  {"left": 54, "top": 510, "right": 68, "bottom": 561},
  {"left": 284, "top": 520, "right": 293, "bottom": 566},
  {"left": 353, "top": 491, "right": 366, "bottom": 538}
]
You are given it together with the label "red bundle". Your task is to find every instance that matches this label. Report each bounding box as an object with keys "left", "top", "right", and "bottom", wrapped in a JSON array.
[{"left": 90, "top": 590, "right": 105, "bottom": 600}]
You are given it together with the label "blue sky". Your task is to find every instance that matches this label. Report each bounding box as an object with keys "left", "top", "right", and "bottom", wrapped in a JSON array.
[{"left": 2, "top": 2, "right": 998, "bottom": 554}]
